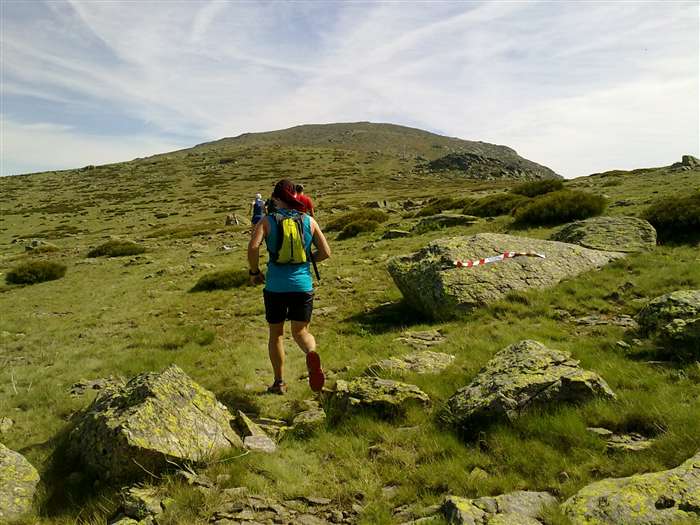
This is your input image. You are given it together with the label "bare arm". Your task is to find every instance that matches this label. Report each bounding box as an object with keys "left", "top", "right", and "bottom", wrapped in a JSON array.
[
  {"left": 247, "top": 218, "right": 267, "bottom": 284},
  {"left": 310, "top": 217, "right": 331, "bottom": 263}
]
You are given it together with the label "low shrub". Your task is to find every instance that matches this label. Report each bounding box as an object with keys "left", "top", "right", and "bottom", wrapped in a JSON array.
[
  {"left": 337, "top": 220, "right": 380, "bottom": 240},
  {"left": 642, "top": 192, "right": 700, "bottom": 243},
  {"left": 464, "top": 193, "right": 529, "bottom": 217},
  {"left": 190, "top": 268, "right": 249, "bottom": 292},
  {"left": 416, "top": 197, "right": 475, "bottom": 217},
  {"left": 325, "top": 209, "right": 388, "bottom": 232},
  {"left": 6, "top": 260, "right": 67, "bottom": 285},
  {"left": 513, "top": 190, "right": 606, "bottom": 226},
  {"left": 511, "top": 179, "right": 564, "bottom": 197},
  {"left": 87, "top": 239, "right": 146, "bottom": 258}
]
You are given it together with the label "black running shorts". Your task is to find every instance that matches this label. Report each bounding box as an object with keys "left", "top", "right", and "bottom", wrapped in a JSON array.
[{"left": 263, "top": 290, "right": 314, "bottom": 324}]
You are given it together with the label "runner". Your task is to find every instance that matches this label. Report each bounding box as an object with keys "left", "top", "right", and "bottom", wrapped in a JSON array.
[{"left": 247, "top": 179, "right": 331, "bottom": 394}]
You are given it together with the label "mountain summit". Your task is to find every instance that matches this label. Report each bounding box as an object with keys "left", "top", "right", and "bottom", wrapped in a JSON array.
[{"left": 192, "top": 122, "right": 560, "bottom": 181}]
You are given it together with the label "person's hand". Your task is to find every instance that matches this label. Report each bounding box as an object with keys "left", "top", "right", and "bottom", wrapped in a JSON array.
[{"left": 249, "top": 271, "right": 265, "bottom": 286}]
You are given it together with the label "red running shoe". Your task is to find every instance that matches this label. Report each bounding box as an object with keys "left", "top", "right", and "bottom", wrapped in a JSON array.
[{"left": 306, "top": 351, "right": 325, "bottom": 392}]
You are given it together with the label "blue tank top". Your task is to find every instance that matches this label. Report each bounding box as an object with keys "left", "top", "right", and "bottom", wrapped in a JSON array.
[{"left": 264, "top": 211, "right": 313, "bottom": 293}]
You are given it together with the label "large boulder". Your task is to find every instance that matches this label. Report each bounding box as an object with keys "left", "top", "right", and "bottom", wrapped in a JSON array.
[
  {"left": 443, "top": 340, "right": 615, "bottom": 432},
  {"left": 551, "top": 216, "right": 657, "bottom": 252},
  {"left": 442, "top": 491, "right": 557, "bottom": 524},
  {"left": 69, "top": 365, "right": 243, "bottom": 481},
  {"left": 387, "top": 233, "right": 622, "bottom": 319},
  {"left": 637, "top": 290, "right": 700, "bottom": 357},
  {"left": 0, "top": 443, "right": 40, "bottom": 522},
  {"left": 332, "top": 377, "right": 430, "bottom": 417},
  {"left": 563, "top": 451, "right": 700, "bottom": 524}
]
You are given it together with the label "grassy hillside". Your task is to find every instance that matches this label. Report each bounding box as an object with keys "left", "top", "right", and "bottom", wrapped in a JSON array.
[{"left": 0, "top": 126, "right": 699, "bottom": 524}]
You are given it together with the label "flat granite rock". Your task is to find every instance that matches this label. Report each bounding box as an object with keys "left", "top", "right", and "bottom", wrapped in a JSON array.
[
  {"left": 444, "top": 340, "right": 615, "bottom": 432},
  {"left": 69, "top": 364, "right": 243, "bottom": 481},
  {"left": 0, "top": 443, "right": 40, "bottom": 522},
  {"left": 563, "top": 451, "right": 700, "bottom": 524},
  {"left": 551, "top": 216, "right": 657, "bottom": 252},
  {"left": 333, "top": 377, "right": 430, "bottom": 416},
  {"left": 443, "top": 490, "right": 557, "bottom": 525},
  {"left": 366, "top": 350, "right": 455, "bottom": 375},
  {"left": 388, "top": 233, "right": 623, "bottom": 319}
]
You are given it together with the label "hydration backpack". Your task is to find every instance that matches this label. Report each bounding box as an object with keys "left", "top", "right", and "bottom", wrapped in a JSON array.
[
  {"left": 270, "top": 213, "right": 307, "bottom": 264},
  {"left": 253, "top": 198, "right": 265, "bottom": 216}
]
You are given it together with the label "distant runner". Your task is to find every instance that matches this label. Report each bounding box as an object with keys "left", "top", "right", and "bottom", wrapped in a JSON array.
[
  {"left": 247, "top": 179, "right": 331, "bottom": 394},
  {"left": 251, "top": 193, "right": 265, "bottom": 225},
  {"left": 295, "top": 184, "right": 315, "bottom": 217}
]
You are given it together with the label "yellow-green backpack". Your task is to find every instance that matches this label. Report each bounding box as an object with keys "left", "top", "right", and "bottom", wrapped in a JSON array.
[{"left": 271, "top": 213, "right": 307, "bottom": 264}]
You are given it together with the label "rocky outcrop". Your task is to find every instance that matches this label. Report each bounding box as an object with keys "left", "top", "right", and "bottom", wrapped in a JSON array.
[
  {"left": 636, "top": 290, "right": 700, "bottom": 355},
  {"left": 208, "top": 487, "right": 360, "bottom": 524},
  {"left": 366, "top": 351, "right": 455, "bottom": 375},
  {"left": 563, "top": 451, "right": 700, "bottom": 524},
  {"left": 0, "top": 443, "right": 40, "bottom": 522},
  {"left": 444, "top": 340, "right": 615, "bottom": 432},
  {"left": 427, "top": 151, "right": 561, "bottom": 181},
  {"left": 388, "top": 233, "right": 623, "bottom": 319},
  {"left": 69, "top": 365, "right": 243, "bottom": 481},
  {"left": 551, "top": 216, "right": 657, "bottom": 252},
  {"left": 333, "top": 378, "right": 430, "bottom": 416},
  {"left": 442, "top": 490, "right": 557, "bottom": 524},
  {"left": 395, "top": 329, "right": 446, "bottom": 349}
]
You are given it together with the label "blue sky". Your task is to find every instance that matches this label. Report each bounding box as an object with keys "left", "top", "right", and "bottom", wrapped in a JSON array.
[{"left": 1, "top": 0, "right": 697, "bottom": 177}]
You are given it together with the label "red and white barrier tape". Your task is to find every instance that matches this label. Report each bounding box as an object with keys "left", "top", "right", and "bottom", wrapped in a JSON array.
[{"left": 453, "top": 251, "right": 546, "bottom": 268}]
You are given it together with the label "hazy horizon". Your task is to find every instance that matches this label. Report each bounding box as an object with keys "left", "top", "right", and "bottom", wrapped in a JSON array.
[{"left": 1, "top": 1, "right": 698, "bottom": 178}]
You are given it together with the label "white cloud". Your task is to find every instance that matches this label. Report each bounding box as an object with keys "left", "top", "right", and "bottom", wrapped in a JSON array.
[
  {"left": 1, "top": 1, "right": 697, "bottom": 177},
  {"left": 0, "top": 117, "right": 185, "bottom": 175}
]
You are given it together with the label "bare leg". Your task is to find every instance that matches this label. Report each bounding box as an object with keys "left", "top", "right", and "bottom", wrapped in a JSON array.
[
  {"left": 291, "top": 321, "right": 316, "bottom": 354},
  {"left": 268, "top": 322, "right": 285, "bottom": 381}
]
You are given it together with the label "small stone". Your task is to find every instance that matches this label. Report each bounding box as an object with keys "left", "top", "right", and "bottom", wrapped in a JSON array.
[
  {"left": 0, "top": 417, "right": 13, "bottom": 433},
  {"left": 244, "top": 434, "right": 277, "bottom": 453}
]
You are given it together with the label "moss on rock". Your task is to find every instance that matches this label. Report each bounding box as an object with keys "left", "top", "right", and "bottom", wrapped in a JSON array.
[
  {"left": 443, "top": 340, "right": 616, "bottom": 433},
  {"left": 0, "top": 442, "right": 40, "bottom": 522},
  {"left": 68, "top": 365, "right": 243, "bottom": 481},
  {"left": 332, "top": 377, "right": 430, "bottom": 417},
  {"left": 563, "top": 451, "right": 700, "bottom": 524},
  {"left": 442, "top": 490, "right": 557, "bottom": 524}
]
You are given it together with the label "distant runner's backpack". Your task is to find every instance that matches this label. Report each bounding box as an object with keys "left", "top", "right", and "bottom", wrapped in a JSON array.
[
  {"left": 270, "top": 213, "right": 307, "bottom": 265},
  {"left": 253, "top": 198, "right": 265, "bottom": 217}
]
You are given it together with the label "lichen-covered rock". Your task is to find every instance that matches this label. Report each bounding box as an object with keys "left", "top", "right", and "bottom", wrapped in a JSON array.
[
  {"left": 366, "top": 351, "right": 455, "bottom": 375},
  {"left": 292, "top": 406, "right": 327, "bottom": 434},
  {"left": 442, "top": 490, "right": 557, "bottom": 524},
  {"left": 636, "top": 290, "right": 700, "bottom": 355},
  {"left": 444, "top": 340, "right": 615, "bottom": 432},
  {"left": 382, "top": 229, "right": 411, "bottom": 239},
  {"left": 0, "top": 443, "right": 40, "bottom": 522},
  {"left": 414, "top": 213, "right": 479, "bottom": 231},
  {"left": 395, "top": 329, "right": 446, "bottom": 349},
  {"left": 563, "top": 451, "right": 700, "bottom": 524},
  {"left": 69, "top": 365, "right": 243, "bottom": 480},
  {"left": 551, "top": 216, "right": 657, "bottom": 252},
  {"left": 388, "top": 233, "right": 622, "bottom": 319},
  {"left": 121, "top": 485, "right": 172, "bottom": 520},
  {"left": 333, "top": 377, "right": 430, "bottom": 416}
]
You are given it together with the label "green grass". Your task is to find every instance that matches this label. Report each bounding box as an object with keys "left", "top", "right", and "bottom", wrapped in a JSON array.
[
  {"left": 642, "top": 191, "right": 700, "bottom": 243},
  {"left": 190, "top": 268, "right": 249, "bottom": 291},
  {"left": 513, "top": 190, "right": 606, "bottom": 226},
  {"left": 0, "top": 131, "right": 699, "bottom": 524}
]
